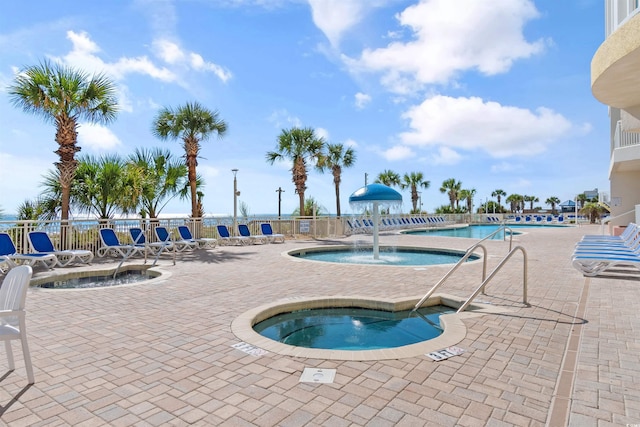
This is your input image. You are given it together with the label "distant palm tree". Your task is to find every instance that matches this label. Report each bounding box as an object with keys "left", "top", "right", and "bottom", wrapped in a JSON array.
[
  {"left": 439, "top": 178, "right": 461, "bottom": 210},
  {"left": 375, "top": 170, "right": 401, "bottom": 187},
  {"left": 492, "top": 189, "right": 506, "bottom": 210},
  {"left": 127, "top": 147, "right": 188, "bottom": 219},
  {"left": 317, "top": 143, "right": 356, "bottom": 217},
  {"left": 546, "top": 196, "right": 561, "bottom": 215},
  {"left": 400, "top": 172, "right": 430, "bottom": 213},
  {"left": 153, "top": 101, "right": 227, "bottom": 218},
  {"left": 8, "top": 60, "right": 118, "bottom": 221},
  {"left": 459, "top": 188, "right": 476, "bottom": 213},
  {"left": 580, "top": 202, "right": 605, "bottom": 224},
  {"left": 524, "top": 195, "right": 539, "bottom": 212},
  {"left": 506, "top": 193, "right": 524, "bottom": 213},
  {"left": 292, "top": 197, "right": 327, "bottom": 216},
  {"left": 576, "top": 193, "right": 588, "bottom": 209},
  {"left": 266, "top": 127, "right": 325, "bottom": 216}
]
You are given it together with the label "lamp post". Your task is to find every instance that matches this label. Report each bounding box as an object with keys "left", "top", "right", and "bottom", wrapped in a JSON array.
[
  {"left": 276, "top": 187, "right": 285, "bottom": 219},
  {"left": 232, "top": 169, "right": 239, "bottom": 235}
]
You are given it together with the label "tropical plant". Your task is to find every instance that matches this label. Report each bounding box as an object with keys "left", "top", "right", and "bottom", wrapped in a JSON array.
[
  {"left": 492, "top": 189, "right": 506, "bottom": 210},
  {"left": 239, "top": 200, "right": 250, "bottom": 219},
  {"left": 316, "top": 143, "right": 356, "bottom": 217},
  {"left": 506, "top": 193, "right": 524, "bottom": 213},
  {"left": 266, "top": 127, "right": 325, "bottom": 216},
  {"left": 127, "top": 147, "right": 188, "bottom": 219},
  {"left": 439, "top": 178, "right": 461, "bottom": 210},
  {"left": 8, "top": 60, "right": 118, "bottom": 221},
  {"left": 459, "top": 188, "right": 476, "bottom": 213},
  {"left": 16, "top": 198, "right": 58, "bottom": 221},
  {"left": 580, "top": 202, "right": 605, "bottom": 224},
  {"left": 72, "top": 154, "right": 135, "bottom": 219},
  {"left": 153, "top": 101, "right": 227, "bottom": 218},
  {"left": 546, "top": 196, "right": 561, "bottom": 215},
  {"left": 292, "top": 197, "right": 327, "bottom": 216},
  {"left": 576, "top": 193, "right": 588, "bottom": 209},
  {"left": 524, "top": 195, "right": 539, "bottom": 212},
  {"left": 375, "top": 170, "right": 401, "bottom": 188},
  {"left": 400, "top": 172, "right": 430, "bottom": 214}
]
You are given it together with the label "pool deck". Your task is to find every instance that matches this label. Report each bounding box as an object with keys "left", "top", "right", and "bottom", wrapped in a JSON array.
[{"left": 1, "top": 224, "right": 639, "bottom": 426}]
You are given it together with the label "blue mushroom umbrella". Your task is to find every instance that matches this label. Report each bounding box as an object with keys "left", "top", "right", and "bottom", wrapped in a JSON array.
[{"left": 349, "top": 184, "right": 403, "bottom": 259}]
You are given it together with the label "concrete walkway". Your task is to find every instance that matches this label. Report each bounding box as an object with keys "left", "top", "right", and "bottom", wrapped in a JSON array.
[{"left": 0, "top": 224, "right": 638, "bottom": 426}]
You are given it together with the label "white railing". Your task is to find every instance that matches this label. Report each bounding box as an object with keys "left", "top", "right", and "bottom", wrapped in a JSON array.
[
  {"left": 614, "top": 120, "right": 640, "bottom": 148},
  {"left": 606, "top": 0, "right": 640, "bottom": 37}
]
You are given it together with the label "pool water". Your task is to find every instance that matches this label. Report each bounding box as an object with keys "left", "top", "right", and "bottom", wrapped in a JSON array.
[
  {"left": 35, "top": 270, "right": 155, "bottom": 289},
  {"left": 253, "top": 305, "right": 453, "bottom": 350},
  {"left": 404, "top": 224, "right": 532, "bottom": 239},
  {"left": 290, "top": 248, "right": 478, "bottom": 266}
]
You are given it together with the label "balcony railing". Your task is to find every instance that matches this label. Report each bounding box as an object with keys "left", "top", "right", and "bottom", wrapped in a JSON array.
[
  {"left": 614, "top": 120, "right": 640, "bottom": 148},
  {"left": 606, "top": 0, "right": 640, "bottom": 37}
]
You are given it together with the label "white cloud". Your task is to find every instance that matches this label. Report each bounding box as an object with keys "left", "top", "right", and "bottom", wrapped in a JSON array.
[
  {"left": 344, "top": 138, "right": 358, "bottom": 148},
  {"left": 491, "top": 161, "right": 522, "bottom": 173},
  {"left": 381, "top": 145, "right": 415, "bottom": 161},
  {"left": 308, "top": 0, "right": 367, "bottom": 47},
  {"left": 354, "top": 92, "right": 372, "bottom": 110},
  {"left": 268, "top": 109, "right": 303, "bottom": 129},
  {"left": 431, "top": 146, "right": 461, "bottom": 165},
  {"left": 316, "top": 127, "right": 330, "bottom": 140},
  {"left": 347, "top": 0, "right": 546, "bottom": 93},
  {"left": 77, "top": 123, "right": 122, "bottom": 151},
  {"left": 152, "top": 39, "right": 233, "bottom": 82},
  {"left": 399, "top": 95, "right": 572, "bottom": 158}
]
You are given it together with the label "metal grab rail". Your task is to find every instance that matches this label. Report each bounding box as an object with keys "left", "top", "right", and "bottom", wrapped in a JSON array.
[
  {"left": 413, "top": 225, "right": 515, "bottom": 311},
  {"left": 413, "top": 244, "right": 487, "bottom": 311},
  {"left": 457, "top": 246, "right": 528, "bottom": 313}
]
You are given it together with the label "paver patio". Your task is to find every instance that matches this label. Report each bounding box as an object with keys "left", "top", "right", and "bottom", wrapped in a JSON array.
[{"left": 0, "top": 224, "right": 638, "bottom": 426}]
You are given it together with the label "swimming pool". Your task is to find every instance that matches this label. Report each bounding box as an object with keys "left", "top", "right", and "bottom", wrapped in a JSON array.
[
  {"left": 403, "top": 224, "right": 563, "bottom": 239},
  {"left": 253, "top": 305, "right": 453, "bottom": 350},
  {"left": 288, "top": 246, "right": 479, "bottom": 266}
]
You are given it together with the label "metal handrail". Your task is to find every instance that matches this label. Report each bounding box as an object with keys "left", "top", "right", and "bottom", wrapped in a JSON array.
[
  {"left": 457, "top": 245, "right": 528, "bottom": 313},
  {"left": 413, "top": 225, "right": 515, "bottom": 311},
  {"left": 600, "top": 209, "right": 635, "bottom": 234}
]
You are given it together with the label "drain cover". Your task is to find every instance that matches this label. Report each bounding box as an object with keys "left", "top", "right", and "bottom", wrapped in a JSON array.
[{"left": 299, "top": 368, "right": 336, "bottom": 383}]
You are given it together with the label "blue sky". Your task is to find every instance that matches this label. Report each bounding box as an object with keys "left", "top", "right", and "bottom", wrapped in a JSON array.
[{"left": 0, "top": 0, "right": 609, "bottom": 217}]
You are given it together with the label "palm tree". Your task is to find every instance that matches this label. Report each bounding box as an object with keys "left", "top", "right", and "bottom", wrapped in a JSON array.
[
  {"left": 292, "top": 197, "right": 328, "bottom": 216},
  {"left": 266, "top": 127, "right": 325, "bottom": 216},
  {"left": 375, "top": 170, "right": 401, "bottom": 187},
  {"left": 400, "top": 172, "right": 430, "bottom": 213},
  {"left": 317, "top": 143, "right": 356, "bottom": 217},
  {"left": 506, "top": 193, "right": 524, "bottom": 213},
  {"left": 459, "top": 188, "right": 476, "bottom": 213},
  {"left": 8, "top": 60, "right": 118, "bottom": 221},
  {"left": 439, "top": 178, "right": 461, "bottom": 210},
  {"left": 127, "top": 148, "right": 187, "bottom": 219},
  {"left": 580, "top": 202, "right": 605, "bottom": 224},
  {"left": 492, "top": 189, "right": 506, "bottom": 211},
  {"left": 524, "top": 195, "right": 539, "bottom": 212},
  {"left": 577, "top": 193, "right": 588, "bottom": 209},
  {"left": 546, "top": 196, "right": 561, "bottom": 215},
  {"left": 72, "top": 155, "right": 134, "bottom": 219},
  {"left": 153, "top": 101, "right": 227, "bottom": 218}
]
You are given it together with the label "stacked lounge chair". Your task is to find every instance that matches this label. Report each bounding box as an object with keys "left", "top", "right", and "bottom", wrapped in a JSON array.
[{"left": 572, "top": 223, "right": 640, "bottom": 276}]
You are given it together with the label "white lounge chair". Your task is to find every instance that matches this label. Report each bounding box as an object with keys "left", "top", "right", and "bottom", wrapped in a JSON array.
[
  {"left": 216, "top": 225, "right": 250, "bottom": 246},
  {"left": 28, "top": 231, "right": 93, "bottom": 267},
  {"left": 97, "top": 228, "right": 146, "bottom": 259},
  {"left": 155, "top": 226, "right": 198, "bottom": 252},
  {"left": 177, "top": 226, "right": 217, "bottom": 249},
  {"left": 238, "top": 224, "right": 268, "bottom": 244},
  {"left": 0, "top": 233, "right": 57, "bottom": 273},
  {"left": 0, "top": 265, "right": 35, "bottom": 383},
  {"left": 260, "top": 223, "right": 285, "bottom": 243}
]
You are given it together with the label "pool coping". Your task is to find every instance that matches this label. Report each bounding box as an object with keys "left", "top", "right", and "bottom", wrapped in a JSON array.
[
  {"left": 231, "top": 293, "right": 510, "bottom": 361},
  {"left": 29, "top": 264, "right": 170, "bottom": 291}
]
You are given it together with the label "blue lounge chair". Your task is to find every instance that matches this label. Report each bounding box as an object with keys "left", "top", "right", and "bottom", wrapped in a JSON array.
[
  {"left": 572, "top": 252, "right": 640, "bottom": 276},
  {"left": 97, "top": 228, "right": 146, "bottom": 259},
  {"left": 238, "top": 224, "right": 268, "bottom": 244},
  {"left": 28, "top": 231, "right": 93, "bottom": 267},
  {"left": 177, "top": 226, "right": 217, "bottom": 249},
  {"left": 155, "top": 226, "right": 198, "bottom": 252},
  {"left": 0, "top": 233, "right": 57, "bottom": 272},
  {"left": 260, "top": 223, "right": 285, "bottom": 243},
  {"left": 216, "top": 225, "right": 250, "bottom": 245}
]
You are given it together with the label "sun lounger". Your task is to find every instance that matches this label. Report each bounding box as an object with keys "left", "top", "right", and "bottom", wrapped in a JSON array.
[
  {"left": 216, "top": 225, "right": 250, "bottom": 245},
  {"left": 238, "top": 224, "right": 268, "bottom": 244},
  {"left": 97, "top": 228, "right": 146, "bottom": 259},
  {"left": 260, "top": 223, "right": 285, "bottom": 243},
  {"left": 177, "top": 226, "right": 217, "bottom": 249},
  {"left": 28, "top": 231, "right": 93, "bottom": 267},
  {"left": 572, "top": 252, "right": 640, "bottom": 276},
  {"left": 155, "top": 226, "right": 198, "bottom": 252},
  {"left": 0, "top": 233, "right": 57, "bottom": 272}
]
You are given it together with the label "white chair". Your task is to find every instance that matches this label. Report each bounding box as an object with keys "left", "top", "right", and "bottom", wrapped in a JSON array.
[{"left": 0, "top": 265, "right": 35, "bottom": 384}]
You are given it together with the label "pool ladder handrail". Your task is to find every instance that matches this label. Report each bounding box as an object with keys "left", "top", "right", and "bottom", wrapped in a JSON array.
[{"left": 412, "top": 225, "right": 524, "bottom": 312}]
